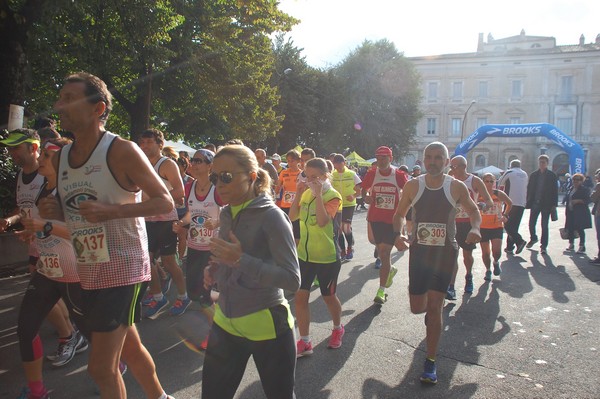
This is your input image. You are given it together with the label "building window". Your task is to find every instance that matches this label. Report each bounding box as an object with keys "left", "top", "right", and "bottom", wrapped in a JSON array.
[
  {"left": 477, "top": 118, "right": 488, "bottom": 128},
  {"left": 427, "top": 82, "right": 438, "bottom": 102},
  {"left": 478, "top": 81, "right": 488, "bottom": 98},
  {"left": 556, "top": 117, "right": 573, "bottom": 135},
  {"left": 510, "top": 117, "right": 521, "bottom": 124},
  {"left": 511, "top": 80, "right": 522, "bottom": 99},
  {"left": 451, "top": 118, "right": 461, "bottom": 136},
  {"left": 560, "top": 75, "right": 573, "bottom": 102},
  {"left": 452, "top": 82, "right": 463, "bottom": 101},
  {"left": 427, "top": 118, "right": 437, "bottom": 135},
  {"left": 475, "top": 155, "right": 486, "bottom": 168}
]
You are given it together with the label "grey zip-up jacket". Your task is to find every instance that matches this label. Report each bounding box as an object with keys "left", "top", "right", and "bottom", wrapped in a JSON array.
[{"left": 214, "top": 194, "right": 300, "bottom": 318}]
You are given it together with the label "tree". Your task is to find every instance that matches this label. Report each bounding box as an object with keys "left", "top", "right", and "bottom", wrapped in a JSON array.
[
  {"left": 329, "top": 39, "right": 422, "bottom": 158},
  {"left": 24, "top": 0, "right": 297, "bottom": 143}
]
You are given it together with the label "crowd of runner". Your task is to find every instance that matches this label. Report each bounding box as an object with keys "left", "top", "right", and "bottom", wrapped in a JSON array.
[{"left": 2, "top": 71, "right": 600, "bottom": 398}]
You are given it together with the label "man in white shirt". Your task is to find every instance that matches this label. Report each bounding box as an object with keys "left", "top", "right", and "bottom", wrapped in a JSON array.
[{"left": 498, "top": 159, "right": 528, "bottom": 254}]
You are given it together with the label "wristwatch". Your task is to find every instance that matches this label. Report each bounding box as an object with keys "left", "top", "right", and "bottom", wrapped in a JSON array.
[{"left": 43, "top": 221, "right": 53, "bottom": 236}]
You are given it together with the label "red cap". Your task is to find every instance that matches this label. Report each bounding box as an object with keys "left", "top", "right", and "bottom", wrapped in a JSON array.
[{"left": 375, "top": 146, "right": 392, "bottom": 157}]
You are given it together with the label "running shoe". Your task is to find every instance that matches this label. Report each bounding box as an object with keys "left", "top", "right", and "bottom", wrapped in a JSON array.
[
  {"left": 199, "top": 336, "right": 209, "bottom": 351},
  {"left": 16, "top": 387, "right": 49, "bottom": 399},
  {"left": 504, "top": 247, "right": 514, "bottom": 255},
  {"left": 464, "top": 274, "right": 474, "bottom": 294},
  {"left": 577, "top": 246, "right": 586, "bottom": 254},
  {"left": 446, "top": 286, "right": 456, "bottom": 300},
  {"left": 161, "top": 275, "right": 172, "bottom": 295},
  {"left": 493, "top": 261, "right": 501, "bottom": 276},
  {"left": 589, "top": 257, "right": 600, "bottom": 265},
  {"left": 565, "top": 243, "right": 574, "bottom": 251},
  {"left": 526, "top": 238, "right": 538, "bottom": 248},
  {"left": 313, "top": 276, "right": 320, "bottom": 288},
  {"left": 296, "top": 339, "right": 313, "bottom": 358},
  {"left": 374, "top": 258, "right": 382, "bottom": 269},
  {"left": 340, "top": 249, "right": 347, "bottom": 261},
  {"left": 385, "top": 266, "right": 398, "bottom": 288},
  {"left": 373, "top": 288, "right": 387, "bottom": 304},
  {"left": 540, "top": 247, "right": 547, "bottom": 255},
  {"left": 51, "top": 332, "right": 80, "bottom": 367},
  {"left": 345, "top": 248, "right": 354, "bottom": 260},
  {"left": 170, "top": 297, "right": 192, "bottom": 316},
  {"left": 328, "top": 325, "right": 345, "bottom": 349},
  {"left": 515, "top": 240, "right": 527, "bottom": 255},
  {"left": 47, "top": 330, "right": 87, "bottom": 361},
  {"left": 420, "top": 358, "right": 438, "bottom": 384},
  {"left": 143, "top": 296, "right": 169, "bottom": 319},
  {"left": 484, "top": 270, "right": 492, "bottom": 281},
  {"left": 119, "top": 361, "right": 128, "bottom": 376},
  {"left": 141, "top": 292, "right": 154, "bottom": 306}
]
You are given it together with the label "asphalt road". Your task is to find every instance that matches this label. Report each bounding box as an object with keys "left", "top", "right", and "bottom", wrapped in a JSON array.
[{"left": 1, "top": 205, "right": 600, "bottom": 398}]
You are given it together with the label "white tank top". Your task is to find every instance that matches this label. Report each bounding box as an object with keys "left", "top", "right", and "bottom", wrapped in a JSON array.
[
  {"left": 58, "top": 132, "right": 150, "bottom": 289},
  {"left": 187, "top": 183, "right": 221, "bottom": 251},
  {"left": 146, "top": 156, "right": 179, "bottom": 222},
  {"left": 455, "top": 174, "right": 476, "bottom": 222},
  {"left": 17, "top": 169, "right": 45, "bottom": 257}
]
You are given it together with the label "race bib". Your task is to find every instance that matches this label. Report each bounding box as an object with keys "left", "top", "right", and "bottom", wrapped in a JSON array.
[
  {"left": 375, "top": 193, "right": 396, "bottom": 209},
  {"left": 416, "top": 223, "right": 446, "bottom": 246},
  {"left": 283, "top": 191, "right": 296, "bottom": 203},
  {"left": 71, "top": 225, "right": 110, "bottom": 263},
  {"left": 37, "top": 253, "right": 64, "bottom": 278},
  {"left": 189, "top": 226, "right": 214, "bottom": 245}
]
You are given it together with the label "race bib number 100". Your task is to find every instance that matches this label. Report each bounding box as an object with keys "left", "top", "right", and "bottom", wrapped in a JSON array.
[
  {"left": 71, "top": 225, "right": 110, "bottom": 263},
  {"left": 417, "top": 223, "right": 446, "bottom": 246}
]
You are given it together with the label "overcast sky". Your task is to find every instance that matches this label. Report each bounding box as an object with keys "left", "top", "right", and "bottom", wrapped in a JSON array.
[{"left": 278, "top": 0, "right": 600, "bottom": 68}]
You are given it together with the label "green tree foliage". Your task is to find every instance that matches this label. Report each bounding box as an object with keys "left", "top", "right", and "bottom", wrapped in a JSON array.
[
  {"left": 328, "top": 39, "right": 422, "bottom": 158},
  {"left": 24, "top": 0, "right": 297, "bottom": 143}
]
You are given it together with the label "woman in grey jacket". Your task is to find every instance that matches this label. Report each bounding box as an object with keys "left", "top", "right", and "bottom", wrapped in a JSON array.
[{"left": 203, "top": 145, "right": 300, "bottom": 399}]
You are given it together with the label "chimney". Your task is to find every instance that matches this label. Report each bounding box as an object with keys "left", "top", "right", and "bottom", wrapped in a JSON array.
[
  {"left": 596, "top": 34, "right": 600, "bottom": 45},
  {"left": 579, "top": 34, "right": 585, "bottom": 45},
  {"left": 478, "top": 33, "right": 484, "bottom": 52}
]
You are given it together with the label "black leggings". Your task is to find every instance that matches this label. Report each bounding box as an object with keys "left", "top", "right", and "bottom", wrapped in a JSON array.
[
  {"left": 17, "top": 272, "right": 85, "bottom": 362},
  {"left": 202, "top": 322, "right": 296, "bottom": 399},
  {"left": 186, "top": 248, "right": 212, "bottom": 305}
]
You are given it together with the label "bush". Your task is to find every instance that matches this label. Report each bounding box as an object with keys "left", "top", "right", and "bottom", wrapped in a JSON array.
[{"left": 0, "top": 132, "right": 18, "bottom": 217}]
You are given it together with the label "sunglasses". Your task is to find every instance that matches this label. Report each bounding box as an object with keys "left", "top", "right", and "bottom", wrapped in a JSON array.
[
  {"left": 190, "top": 158, "right": 210, "bottom": 165},
  {"left": 209, "top": 171, "right": 246, "bottom": 185}
]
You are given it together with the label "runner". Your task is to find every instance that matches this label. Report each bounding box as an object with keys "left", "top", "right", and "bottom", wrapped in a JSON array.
[
  {"left": 361, "top": 146, "right": 408, "bottom": 304},
  {"left": 392, "top": 141, "right": 481, "bottom": 384},
  {"left": 17, "top": 138, "right": 88, "bottom": 399},
  {"left": 289, "top": 158, "right": 345, "bottom": 356},
  {"left": 445, "top": 155, "right": 492, "bottom": 300},
  {"left": 172, "top": 149, "right": 225, "bottom": 350},
  {"left": 478, "top": 173, "right": 512, "bottom": 280},
  {"left": 137, "top": 128, "right": 190, "bottom": 318},
  {"left": 202, "top": 145, "right": 300, "bottom": 399},
  {"left": 40, "top": 72, "right": 174, "bottom": 399},
  {"left": 331, "top": 154, "right": 362, "bottom": 260},
  {"left": 275, "top": 149, "right": 302, "bottom": 242}
]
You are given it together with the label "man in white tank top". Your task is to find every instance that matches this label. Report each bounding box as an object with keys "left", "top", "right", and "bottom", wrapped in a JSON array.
[
  {"left": 137, "top": 128, "right": 189, "bottom": 319},
  {"left": 446, "top": 156, "right": 492, "bottom": 300},
  {"left": 39, "top": 72, "right": 175, "bottom": 399}
]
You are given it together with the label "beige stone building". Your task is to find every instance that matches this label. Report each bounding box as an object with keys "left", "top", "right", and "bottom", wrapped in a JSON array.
[{"left": 405, "top": 30, "right": 600, "bottom": 179}]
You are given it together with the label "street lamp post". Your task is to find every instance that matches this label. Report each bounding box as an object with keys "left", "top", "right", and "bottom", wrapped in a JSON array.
[{"left": 460, "top": 100, "right": 477, "bottom": 142}]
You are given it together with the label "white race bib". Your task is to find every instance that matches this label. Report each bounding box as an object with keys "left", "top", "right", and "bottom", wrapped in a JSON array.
[
  {"left": 416, "top": 223, "right": 446, "bottom": 246},
  {"left": 71, "top": 225, "right": 110, "bottom": 263},
  {"left": 37, "top": 252, "right": 64, "bottom": 278},
  {"left": 283, "top": 191, "right": 296, "bottom": 203},
  {"left": 375, "top": 193, "right": 396, "bottom": 209}
]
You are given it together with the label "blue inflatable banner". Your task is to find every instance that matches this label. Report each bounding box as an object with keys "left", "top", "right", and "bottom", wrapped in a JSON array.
[{"left": 454, "top": 123, "right": 585, "bottom": 175}]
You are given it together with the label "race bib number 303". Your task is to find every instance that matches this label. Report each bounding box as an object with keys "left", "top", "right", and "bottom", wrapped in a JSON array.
[
  {"left": 71, "top": 225, "right": 110, "bottom": 263},
  {"left": 417, "top": 223, "right": 446, "bottom": 246}
]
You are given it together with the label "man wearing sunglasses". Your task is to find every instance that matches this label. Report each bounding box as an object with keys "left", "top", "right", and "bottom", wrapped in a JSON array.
[{"left": 445, "top": 156, "right": 492, "bottom": 300}]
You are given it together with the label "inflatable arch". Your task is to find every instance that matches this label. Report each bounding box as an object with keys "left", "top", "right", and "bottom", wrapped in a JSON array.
[{"left": 453, "top": 123, "right": 585, "bottom": 175}]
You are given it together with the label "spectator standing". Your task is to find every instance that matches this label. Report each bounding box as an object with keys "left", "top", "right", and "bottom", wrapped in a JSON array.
[
  {"left": 564, "top": 173, "right": 592, "bottom": 253},
  {"left": 525, "top": 154, "right": 559, "bottom": 255},
  {"left": 589, "top": 169, "right": 600, "bottom": 264}
]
